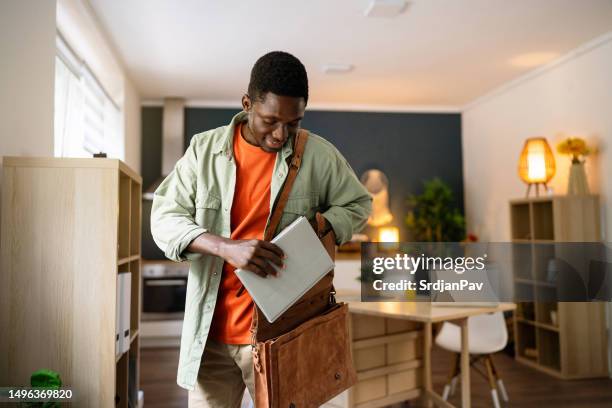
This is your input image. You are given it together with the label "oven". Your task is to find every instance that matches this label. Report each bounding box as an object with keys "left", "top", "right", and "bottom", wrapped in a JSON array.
[{"left": 142, "top": 261, "right": 189, "bottom": 321}]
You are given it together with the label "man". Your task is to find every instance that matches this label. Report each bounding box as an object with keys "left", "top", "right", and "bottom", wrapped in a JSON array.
[{"left": 151, "top": 51, "right": 372, "bottom": 407}]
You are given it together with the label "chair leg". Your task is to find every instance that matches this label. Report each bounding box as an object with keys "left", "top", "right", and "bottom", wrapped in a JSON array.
[
  {"left": 441, "top": 384, "right": 451, "bottom": 401},
  {"left": 449, "top": 375, "right": 459, "bottom": 397},
  {"left": 484, "top": 355, "right": 501, "bottom": 408},
  {"left": 491, "top": 389, "right": 501, "bottom": 408},
  {"left": 442, "top": 353, "right": 460, "bottom": 401},
  {"left": 497, "top": 379, "right": 509, "bottom": 403},
  {"left": 489, "top": 355, "right": 509, "bottom": 402}
]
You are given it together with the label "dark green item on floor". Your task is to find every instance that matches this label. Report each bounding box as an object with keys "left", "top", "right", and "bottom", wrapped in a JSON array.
[
  {"left": 31, "top": 369, "right": 62, "bottom": 389},
  {"left": 23, "top": 369, "right": 62, "bottom": 408}
]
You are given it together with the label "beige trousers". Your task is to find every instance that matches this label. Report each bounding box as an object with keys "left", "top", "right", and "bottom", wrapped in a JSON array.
[{"left": 188, "top": 338, "right": 256, "bottom": 408}]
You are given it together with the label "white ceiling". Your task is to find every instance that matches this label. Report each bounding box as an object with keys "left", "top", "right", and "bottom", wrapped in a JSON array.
[{"left": 89, "top": 0, "right": 612, "bottom": 109}]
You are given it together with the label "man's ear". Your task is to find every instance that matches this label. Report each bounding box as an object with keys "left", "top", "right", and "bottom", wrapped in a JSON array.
[{"left": 241, "top": 94, "right": 251, "bottom": 112}]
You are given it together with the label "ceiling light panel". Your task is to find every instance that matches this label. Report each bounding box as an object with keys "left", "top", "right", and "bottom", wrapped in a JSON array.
[{"left": 364, "top": 0, "right": 410, "bottom": 18}]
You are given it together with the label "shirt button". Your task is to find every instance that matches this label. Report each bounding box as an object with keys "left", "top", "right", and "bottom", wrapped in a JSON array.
[{"left": 278, "top": 173, "right": 284, "bottom": 178}]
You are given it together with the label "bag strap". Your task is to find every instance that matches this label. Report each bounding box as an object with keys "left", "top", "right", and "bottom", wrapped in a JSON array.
[{"left": 263, "top": 129, "right": 309, "bottom": 241}]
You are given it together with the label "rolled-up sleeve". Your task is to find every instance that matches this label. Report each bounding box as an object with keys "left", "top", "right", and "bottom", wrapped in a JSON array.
[
  {"left": 151, "top": 139, "right": 206, "bottom": 262},
  {"left": 321, "top": 150, "right": 372, "bottom": 245}
]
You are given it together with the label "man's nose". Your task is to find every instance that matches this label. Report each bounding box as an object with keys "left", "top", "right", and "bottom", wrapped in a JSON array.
[{"left": 272, "top": 124, "right": 288, "bottom": 141}]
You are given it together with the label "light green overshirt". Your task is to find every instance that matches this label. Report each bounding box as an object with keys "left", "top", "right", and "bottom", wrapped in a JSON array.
[{"left": 151, "top": 111, "right": 372, "bottom": 390}]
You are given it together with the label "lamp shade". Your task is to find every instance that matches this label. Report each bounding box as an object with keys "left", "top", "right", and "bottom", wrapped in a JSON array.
[
  {"left": 378, "top": 227, "right": 399, "bottom": 242},
  {"left": 518, "top": 137, "right": 556, "bottom": 184}
]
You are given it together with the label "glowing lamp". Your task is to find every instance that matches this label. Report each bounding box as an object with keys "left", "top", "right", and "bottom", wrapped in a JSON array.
[
  {"left": 518, "top": 137, "right": 555, "bottom": 196},
  {"left": 378, "top": 227, "right": 399, "bottom": 242}
]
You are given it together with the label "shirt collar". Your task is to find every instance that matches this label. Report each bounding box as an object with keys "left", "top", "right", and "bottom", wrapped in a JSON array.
[{"left": 212, "top": 111, "right": 246, "bottom": 155}]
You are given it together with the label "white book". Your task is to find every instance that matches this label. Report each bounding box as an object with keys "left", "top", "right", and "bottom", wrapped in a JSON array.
[
  {"left": 115, "top": 275, "right": 121, "bottom": 357},
  {"left": 119, "top": 273, "right": 132, "bottom": 354},
  {"left": 235, "top": 216, "right": 335, "bottom": 323}
]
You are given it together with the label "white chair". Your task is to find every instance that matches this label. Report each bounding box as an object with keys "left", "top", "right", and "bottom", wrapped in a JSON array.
[{"left": 435, "top": 312, "right": 509, "bottom": 408}]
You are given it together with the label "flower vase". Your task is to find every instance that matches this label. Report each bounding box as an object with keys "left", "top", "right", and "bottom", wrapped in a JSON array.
[{"left": 567, "top": 161, "right": 589, "bottom": 195}]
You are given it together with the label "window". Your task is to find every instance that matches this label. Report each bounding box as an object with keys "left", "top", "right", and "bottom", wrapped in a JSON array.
[{"left": 54, "top": 34, "right": 124, "bottom": 159}]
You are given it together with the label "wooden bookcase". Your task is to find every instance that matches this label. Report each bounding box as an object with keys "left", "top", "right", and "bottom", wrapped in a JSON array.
[
  {"left": 0, "top": 157, "right": 142, "bottom": 407},
  {"left": 510, "top": 195, "right": 608, "bottom": 379}
]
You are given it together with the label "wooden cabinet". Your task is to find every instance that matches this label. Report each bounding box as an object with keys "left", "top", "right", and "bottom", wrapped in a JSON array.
[
  {"left": 0, "top": 157, "right": 142, "bottom": 406},
  {"left": 510, "top": 195, "right": 608, "bottom": 379},
  {"left": 324, "top": 314, "right": 423, "bottom": 408}
]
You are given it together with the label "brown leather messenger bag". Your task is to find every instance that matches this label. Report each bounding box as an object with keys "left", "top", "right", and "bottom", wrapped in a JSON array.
[{"left": 248, "top": 129, "right": 357, "bottom": 408}]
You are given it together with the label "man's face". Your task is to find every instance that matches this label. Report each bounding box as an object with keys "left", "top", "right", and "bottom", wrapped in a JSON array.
[{"left": 242, "top": 92, "right": 306, "bottom": 153}]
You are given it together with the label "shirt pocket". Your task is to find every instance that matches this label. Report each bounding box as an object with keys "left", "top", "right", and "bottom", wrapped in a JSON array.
[
  {"left": 195, "top": 193, "right": 222, "bottom": 232},
  {"left": 279, "top": 193, "right": 319, "bottom": 230}
]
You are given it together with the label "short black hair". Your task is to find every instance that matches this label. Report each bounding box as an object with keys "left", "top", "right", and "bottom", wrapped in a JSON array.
[{"left": 248, "top": 51, "right": 309, "bottom": 104}]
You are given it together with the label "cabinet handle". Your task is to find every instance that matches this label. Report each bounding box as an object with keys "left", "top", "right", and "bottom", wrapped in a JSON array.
[{"left": 145, "top": 279, "right": 186, "bottom": 286}]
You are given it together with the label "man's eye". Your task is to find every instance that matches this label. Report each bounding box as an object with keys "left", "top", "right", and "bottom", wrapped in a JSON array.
[{"left": 263, "top": 120, "right": 275, "bottom": 126}]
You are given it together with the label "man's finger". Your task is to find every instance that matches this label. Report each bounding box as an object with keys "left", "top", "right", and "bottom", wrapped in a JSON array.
[
  {"left": 244, "top": 261, "right": 267, "bottom": 278},
  {"left": 258, "top": 241, "right": 285, "bottom": 259},
  {"left": 248, "top": 257, "right": 277, "bottom": 277},
  {"left": 254, "top": 247, "right": 284, "bottom": 267}
]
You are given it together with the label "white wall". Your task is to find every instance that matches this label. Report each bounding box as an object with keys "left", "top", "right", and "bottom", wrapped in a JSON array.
[
  {"left": 462, "top": 33, "right": 612, "bottom": 242},
  {"left": 57, "top": 0, "right": 141, "bottom": 172},
  {"left": 0, "top": 0, "right": 141, "bottom": 174},
  {"left": 0, "top": 0, "right": 56, "bottom": 162},
  {"left": 0, "top": 0, "right": 56, "bottom": 279},
  {"left": 124, "top": 78, "right": 141, "bottom": 172}
]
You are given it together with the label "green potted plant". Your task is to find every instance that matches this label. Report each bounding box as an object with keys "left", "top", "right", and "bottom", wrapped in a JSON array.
[
  {"left": 403, "top": 178, "right": 466, "bottom": 295},
  {"left": 405, "top": 178, "right": 465, "bottom": 242}
]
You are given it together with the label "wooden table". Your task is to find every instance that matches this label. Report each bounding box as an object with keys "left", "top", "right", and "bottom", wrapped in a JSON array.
[{"left": 337, "top": 292, "right": 516, "bottom": 408}]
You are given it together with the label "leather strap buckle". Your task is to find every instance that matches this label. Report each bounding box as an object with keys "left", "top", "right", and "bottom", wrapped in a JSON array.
[{"left": 329, "top": 290, "right": 337, "bottom": 305}]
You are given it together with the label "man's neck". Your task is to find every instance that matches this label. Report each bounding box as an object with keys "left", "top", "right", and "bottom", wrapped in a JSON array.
[{"left": 240, "top": 121, "right": 259, "bottom": 147}]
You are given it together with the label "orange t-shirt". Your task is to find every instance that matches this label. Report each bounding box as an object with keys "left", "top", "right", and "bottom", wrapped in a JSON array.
[{"left": 209, "top": 122, "right": 276, "bottom": 344}]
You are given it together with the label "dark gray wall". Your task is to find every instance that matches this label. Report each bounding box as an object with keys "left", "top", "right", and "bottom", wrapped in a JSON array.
[
  {"left": 141, "top": 106, "right": 163, "bottom": 191},
  {"left": 142, "top": 106, "right": 463, "bottom": 241},
  {"left": 303, "top": 109, "right": 463, "bottom": 240}
]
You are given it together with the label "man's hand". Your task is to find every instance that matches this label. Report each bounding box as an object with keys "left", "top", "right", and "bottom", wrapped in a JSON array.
[
  {"left": 186, "top": 233, "right": 285, "bottom": 277},
  {"left": 218, "top": 239, "right": 284, "bottom": 278}
]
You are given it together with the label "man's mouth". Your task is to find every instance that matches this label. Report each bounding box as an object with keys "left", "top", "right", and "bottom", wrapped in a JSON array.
[{"left": 266, "top": 137, "right": 284, "bottom": 148}]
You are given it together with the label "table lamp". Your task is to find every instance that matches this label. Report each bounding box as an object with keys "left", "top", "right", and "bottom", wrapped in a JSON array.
[
  {"left": 518, "top": 137, "right": 556, "bottom": 197},
  {"left": 378, "top": 226, "right": 399, "bottom": 242}
]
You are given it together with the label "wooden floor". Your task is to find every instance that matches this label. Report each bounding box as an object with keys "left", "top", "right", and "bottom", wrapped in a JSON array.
[{"left": 140, "top": 346, "right": 612, "bottom": 408}]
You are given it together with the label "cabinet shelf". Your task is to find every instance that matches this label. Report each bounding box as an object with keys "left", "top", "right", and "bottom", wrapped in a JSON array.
[
  {"left": 515, "top": 318, "right": 559, "bottom": 332},
  {"left": 516, "top": 356, "right": 563, "bottom": 378},
  {"left": 118, "top": 254, "right": 141, "bottom": 266},
  {"left": 511, "top": 238, "right": 532, "bottom": 243},
  {"left": 514, "top": 278, "right": 556, "bottom": 288}
]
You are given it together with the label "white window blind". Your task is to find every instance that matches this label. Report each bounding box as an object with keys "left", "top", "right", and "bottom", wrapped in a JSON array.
[{"left": 54, "top": 33, "right": 124, "bottom": 160}]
